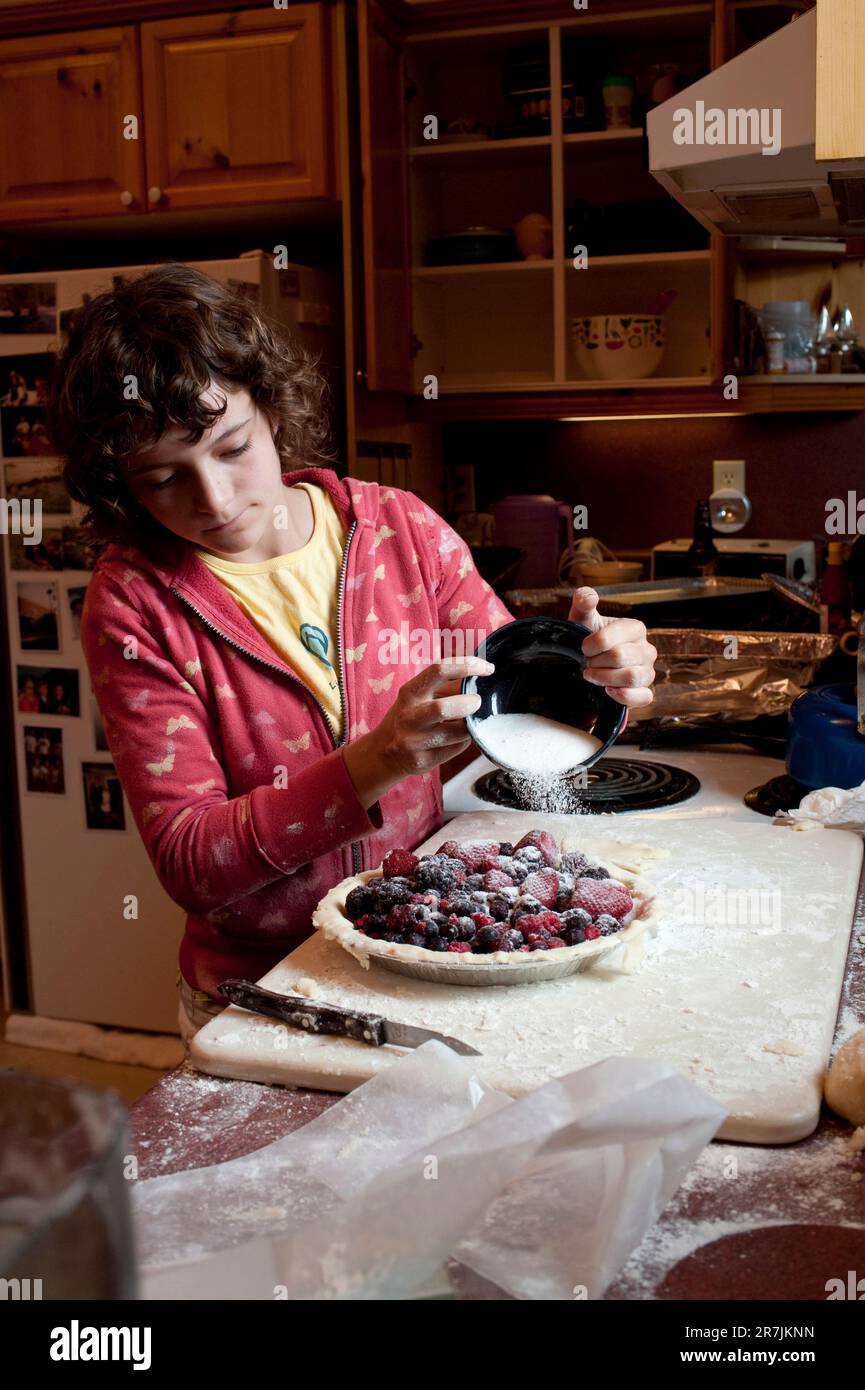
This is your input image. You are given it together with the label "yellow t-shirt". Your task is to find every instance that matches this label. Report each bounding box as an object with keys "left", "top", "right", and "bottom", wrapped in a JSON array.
[{"left": 195, "top": 482, "right": 347, "bottom": 740}]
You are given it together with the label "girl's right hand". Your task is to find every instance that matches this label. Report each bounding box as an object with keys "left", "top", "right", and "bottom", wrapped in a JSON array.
[{"left": 341, "top": 654, "right": 494, "bottom": 807}]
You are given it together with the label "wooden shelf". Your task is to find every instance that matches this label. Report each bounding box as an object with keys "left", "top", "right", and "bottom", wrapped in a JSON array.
[
  {"left": 409, "top": 135, "right": 550, "bottom": 166},
  {"left": 563, "top": 127, "right": 645, "bottom": 151},
  {"left": 414, "top": 258, "right": 553, "bottom": 276}
]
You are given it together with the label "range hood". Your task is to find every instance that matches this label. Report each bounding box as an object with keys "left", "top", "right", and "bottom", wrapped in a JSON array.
[{"left": 648, "top": 8, "right": 865, "bottom": 237}]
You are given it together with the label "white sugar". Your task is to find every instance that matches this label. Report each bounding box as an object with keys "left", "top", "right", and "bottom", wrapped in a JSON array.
[{"left": 476, "top": 712, "right": 604, "bottom": 776}]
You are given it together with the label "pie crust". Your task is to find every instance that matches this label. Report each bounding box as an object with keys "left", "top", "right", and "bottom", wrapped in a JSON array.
[{"left": 312, "top": 843, "right": 661, "bottom": 986}]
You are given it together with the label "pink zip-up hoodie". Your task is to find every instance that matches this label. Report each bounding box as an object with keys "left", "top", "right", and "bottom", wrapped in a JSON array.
[{"left": 80, "top": 468, "right": 514, "bottom": 999}]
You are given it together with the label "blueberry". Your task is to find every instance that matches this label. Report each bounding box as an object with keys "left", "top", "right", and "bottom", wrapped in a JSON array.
[
  {"left": 561, "top": 907, "right": 592, "bottom": 930},
  {"left": 454, "top": 917, "right": 476, "bottom": 942},
  {"left": 402, "top": 932, "right": 426, "bottom": 948},
  {"left": 563, "top": 925, "right": 587, "bottom": 945}
]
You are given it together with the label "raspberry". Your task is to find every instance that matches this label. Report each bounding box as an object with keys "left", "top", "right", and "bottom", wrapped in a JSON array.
[
  {"left": 483, "top": 869, "right": 515, "bottom": 892},
  {"left": 471, "top": 912, "right": 495, "bottom": 927},
  {"left": 381, "top": 847, "right": 419, "bottom": 878},
  {"left": 518, "top": 911, "right": 562, "bottom": 936},
  {"left": 584, "top": 925, "right": 601, "bottom": 940},
  {"left": 527, "top": 939, "right": 549, "bottom": 951},
  {"left": 436, "top": 840, "right": 461, "bottom": 859},
  {"left": 570, "top": 878, "right": 633, "bottom": 921},
  {"left": 447, "top": 942, "right": 472, "bottom": 953},
  {"left": 546, "top": 936, "right": 566, "bottom": 949},
  {"left": 410, "top": 891, "right": 440, "bottom": 908},
  {"left": 451, "top": 839, "right": 501, "bottom": 873},
  {"left": 522, "top": 868, "right": 560, "bottom": 909},
  {"left": 514, "top": 829, "right": 560, "bottom": 868}
]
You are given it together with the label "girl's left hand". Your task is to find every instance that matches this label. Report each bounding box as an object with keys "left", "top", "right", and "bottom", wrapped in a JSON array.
[{"left": 569, "top": 586, "right": 657, "bottom": 708}]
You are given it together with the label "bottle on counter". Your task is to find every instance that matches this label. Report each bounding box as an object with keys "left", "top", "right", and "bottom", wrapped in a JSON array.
[
  {"left": 819, "top": 540, "right": 851, "bottom": 635},
  {"left": 684, "top": 499, "right": 719, "bottom": 578}
]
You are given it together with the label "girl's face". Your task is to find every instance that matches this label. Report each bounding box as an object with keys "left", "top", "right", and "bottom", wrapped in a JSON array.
[{"left": 123, "top": 382, "right": 286, "bottom": 556}]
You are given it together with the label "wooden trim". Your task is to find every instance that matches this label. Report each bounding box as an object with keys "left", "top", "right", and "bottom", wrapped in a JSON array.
[
  {"left": 403, "top": 0, "right": 711, "bottom": 35},
  {"left": 406, "top": 381, "right": 865, "bottom": 419},
  {"left": 816, "top": 0, "right": 865, "bottom": 161}
]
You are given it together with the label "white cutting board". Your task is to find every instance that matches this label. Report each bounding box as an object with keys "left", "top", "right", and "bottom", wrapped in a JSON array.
[{"left": 189, "top": 812, "right": 863, "bottom": 1144}]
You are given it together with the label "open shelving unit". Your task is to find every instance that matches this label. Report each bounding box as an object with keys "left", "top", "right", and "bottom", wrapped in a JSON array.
[{"left": 404, "top": 5, "right": 716, "bottom": 399}]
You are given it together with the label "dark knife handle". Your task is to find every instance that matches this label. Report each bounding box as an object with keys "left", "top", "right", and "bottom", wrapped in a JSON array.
[{"left": 217, "top": 978, "right": 387, "bottom": 1045}]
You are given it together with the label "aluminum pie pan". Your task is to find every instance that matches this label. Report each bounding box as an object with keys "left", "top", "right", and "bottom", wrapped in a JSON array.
[{"left": 312, "top": 864, "right": 661, "bottom": 987}]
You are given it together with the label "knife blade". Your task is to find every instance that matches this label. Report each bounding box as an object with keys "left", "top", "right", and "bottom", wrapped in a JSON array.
[{"left": 217, "top": 979, "right": 481, "bottom": 1056}]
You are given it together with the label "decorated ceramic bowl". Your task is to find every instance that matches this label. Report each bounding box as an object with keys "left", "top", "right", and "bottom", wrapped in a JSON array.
[{"left": 571, "top": 313, "right": 665, "bottom": 380}]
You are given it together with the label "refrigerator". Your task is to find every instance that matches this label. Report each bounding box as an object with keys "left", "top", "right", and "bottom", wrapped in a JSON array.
[{"left": 0, "top": 252, "right": 341, "bottom": 1032}]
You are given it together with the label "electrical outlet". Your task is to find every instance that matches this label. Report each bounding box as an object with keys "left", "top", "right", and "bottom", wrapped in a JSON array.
[{"left": 713, "top": 459, "right": 746, "bottom": 493}]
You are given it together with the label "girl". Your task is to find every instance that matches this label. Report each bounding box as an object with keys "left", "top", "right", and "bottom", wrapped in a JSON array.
[{"left": 47, "top": 264, "right": 657, "bottom": 1045}]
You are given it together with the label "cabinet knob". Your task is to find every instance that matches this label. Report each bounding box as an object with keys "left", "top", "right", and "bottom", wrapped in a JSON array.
[
  {"left": 355, "top": 368, "right": 368, "bottom": 382},
  {"left": 119, "top": 190, "right": 133, "bottom": 207},
  {"left": 148, "top": 186, "right": 163, "bottom": 206}
]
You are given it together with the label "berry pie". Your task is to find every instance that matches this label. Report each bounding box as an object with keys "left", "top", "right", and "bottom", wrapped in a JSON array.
[{"left": 313, "top": 829, "right": 659, "bottom": 983}]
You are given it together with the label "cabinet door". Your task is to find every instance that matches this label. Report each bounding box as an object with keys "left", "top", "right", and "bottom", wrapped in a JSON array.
[
  {"left": 140, "top": 6, "right": 331, "bottom": 211},
  {"left": 0, "top": 27, "right": 144, "bottom": 223},
  {"left": 357, "top": 0, "right": 412, "bottom": 392}
]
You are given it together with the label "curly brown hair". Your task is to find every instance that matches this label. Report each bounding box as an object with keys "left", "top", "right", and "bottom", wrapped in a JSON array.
[{"left": 46, "top": 261, "right": 337, "bottom": 548}]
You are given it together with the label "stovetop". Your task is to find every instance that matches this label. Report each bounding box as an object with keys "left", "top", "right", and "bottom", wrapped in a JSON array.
[
  {"left": 472, "top": 758, "right": 701, "bottom": 814},
  {"left": 443, "top": 745, "right": 792, "bottom": 823}
]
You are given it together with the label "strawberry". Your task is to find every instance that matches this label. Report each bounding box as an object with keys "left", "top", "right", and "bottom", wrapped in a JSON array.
[
  {"left": 451, "top": 839, "right": 501, "bottom": 873},
  {"left": 483, "top": 868, "right": 515, "bottom": 892},
  {"left": 513, "top": 829, "right": 560, "bottom": 868},
  {"left": 521, "top": 867, "right": 560, "bottom": 908},
  {"left": 570, "top": 877, "right": 633, "bottom": 921}
]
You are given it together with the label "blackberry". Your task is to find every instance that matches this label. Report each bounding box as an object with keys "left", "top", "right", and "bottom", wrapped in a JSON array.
[
  {"left": 555, "top": 872, "right": 576, "bottom": 912},
  {"left": 487, "top": 892, "right": 513, "bottom": 921},
  {"left": 514, "top": 845, "right": 544, "bottom": 866},
  {"left": 560, "top": 850, "right": 592, "bottom": 877},
  {"left": 369, "top": 876, "right": 414, "bottom": 912},
  {"left": 426, "top": 937, "right": 450, "bottom": 952},
  {"left": 442, "top": 892, "right": 473, "bottom": 917},
  {"left": 402, "top": 932, "right": 427, "bottom": 948},
  {"left": 414, "top": 856, "right": 466, "bottom": 893},
  {"left": 562, "top": 924, "right": 587, "bottom": 946},
  {"left": 595, "top": 913, "right": 622, "bottom": 936},
  {"left": 387, "top": 903, "right": 427, "bottom": 933},
  {"left": 476, "top": 924, "right": 504, "bottom": 952},
  {"left": 464, "top": 872, "right": 486, "bottom": 891},
  {"left": 345, "top": 885, "right": 374, "bottom": 920},
  {"left": 512, "top": 895, "right": 543, "bottom": 920},
  {"left": 509, "top": 859, "right": 530, "bottom": 884},
  {"left": 498, "top": 841, "right": 515, "bottom": 857},
  {"left": 581, "top": 865, "right": 610, "bottom": 880},
  {"left": 560, "top": 907, "right": 592, "bottom": 931}
]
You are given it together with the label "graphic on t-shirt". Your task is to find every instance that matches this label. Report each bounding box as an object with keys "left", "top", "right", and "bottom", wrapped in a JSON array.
[{"left": 300, "top": 622, "right": 339, "bottom": 694}]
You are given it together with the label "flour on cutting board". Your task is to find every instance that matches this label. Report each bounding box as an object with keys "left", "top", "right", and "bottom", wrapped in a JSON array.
[{"left": 189, "top": 812, "right": 865, "bottom": 1145}]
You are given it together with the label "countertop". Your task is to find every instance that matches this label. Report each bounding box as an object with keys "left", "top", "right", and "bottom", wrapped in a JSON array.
[{"left": 130, "top": 848, "right": 865, "bottom": 1301}]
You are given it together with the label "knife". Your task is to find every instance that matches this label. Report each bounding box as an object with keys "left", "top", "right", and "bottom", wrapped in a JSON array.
[{"left": 217, "top": 978, "right": 481, "bottom": 1056}]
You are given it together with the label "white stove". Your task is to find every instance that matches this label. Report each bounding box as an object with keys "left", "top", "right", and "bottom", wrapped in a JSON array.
[{"left": 443, "top": 745, "right": 789, "bottom": 824}]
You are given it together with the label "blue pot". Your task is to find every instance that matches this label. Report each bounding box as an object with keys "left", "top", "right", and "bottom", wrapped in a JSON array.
[{"left": 787, "top": 682, "right": 865, "bottom": 790}]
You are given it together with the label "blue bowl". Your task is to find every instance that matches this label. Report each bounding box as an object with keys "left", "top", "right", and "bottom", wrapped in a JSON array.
[
  {"left": 460, "top": 617, "right": 628, "bottom": 776},
  {"left": 787, "top": 682, "right": 865, "bottom": 790}
]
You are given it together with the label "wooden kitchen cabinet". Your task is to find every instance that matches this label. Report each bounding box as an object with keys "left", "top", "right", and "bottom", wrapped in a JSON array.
[
  {"left": 0, "top": 4, "right": 332, "bottom": 225},
  {"left": 357, "top": 0, "right": 865, "bottom": 418},
  {"left": 0, "top": 26, "right": 146, "bottom": 221},
  {"left": 140, "top": 6, "right": 332, "bottom": 211}
]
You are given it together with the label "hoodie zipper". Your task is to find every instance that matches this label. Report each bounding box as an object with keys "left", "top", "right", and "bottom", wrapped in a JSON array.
[{"left": 168, "top": 517, "right": 363, "bottom": 877}]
